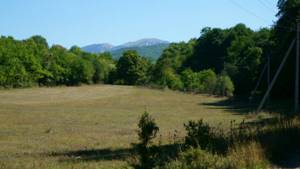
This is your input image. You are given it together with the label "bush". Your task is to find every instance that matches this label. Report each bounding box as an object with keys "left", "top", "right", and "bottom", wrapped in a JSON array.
[
  {"left": 214, "top": 74, "right": 234, "bottom": 97},
  {"left": 184, "top": 120, "right": 228, "bottom": 154},
  {"left": 133, "top": 112, "right": 160, "bottom": 169},
  {"left": 180, "top": 69, "right": 200, "bottom": 92},
  {"left": 180, "top": 69, "right": 217, "bottom": 93},
  {"left": 138, "top": 112, "right": 159, "bottom": 146},
  {"left": 197, "top": 69, "right": 217, "bottom": 93},
  {"left": 159, "top": 148, "right": 231, "bottom": 169},
  {"left": 160, "top": 68, "right": 183, "bottom": 90}
]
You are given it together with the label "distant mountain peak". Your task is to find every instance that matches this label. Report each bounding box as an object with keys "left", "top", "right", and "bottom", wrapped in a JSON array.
[
  {"left": 117, "top": 38, "right": 169, "bottom": 49},
  {"left": 81, "top": 43, "right": 114, "bottom": 54},
  {"left": 81, "top": 38, "right": 170, "bottom": 59}
]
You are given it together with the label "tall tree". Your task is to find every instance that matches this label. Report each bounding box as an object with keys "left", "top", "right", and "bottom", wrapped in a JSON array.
[
  {"left": 271, "top": 0, "right": 300, "bottom": 97},
  {"left": 115, "top": 50, "right": 151, "bottom": 85}
]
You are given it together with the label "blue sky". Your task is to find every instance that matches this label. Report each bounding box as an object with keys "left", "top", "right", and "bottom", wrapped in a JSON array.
[{"left": 0, "top": 0, "right": 278, "bottom": 48}]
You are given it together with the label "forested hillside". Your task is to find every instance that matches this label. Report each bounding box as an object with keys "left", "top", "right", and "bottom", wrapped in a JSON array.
[{"left": 0, "top": 0, "right": 299, "bottom": 99}]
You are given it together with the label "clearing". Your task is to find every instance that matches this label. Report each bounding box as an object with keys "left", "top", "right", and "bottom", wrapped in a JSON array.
[{"left": 0, "top": 85, "right": 249, "bottom": 169}]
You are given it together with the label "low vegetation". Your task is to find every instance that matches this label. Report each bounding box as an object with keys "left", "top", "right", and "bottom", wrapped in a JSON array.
[{"left": 132, "top": 112, "right": 300, "bottom": 169}]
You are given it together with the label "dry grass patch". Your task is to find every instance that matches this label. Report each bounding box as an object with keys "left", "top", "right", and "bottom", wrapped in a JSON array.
[{"left": 0, "top": 85, "right": 247, "bottom": 169}]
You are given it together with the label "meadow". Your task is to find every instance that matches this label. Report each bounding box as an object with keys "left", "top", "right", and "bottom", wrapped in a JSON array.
[{"left": 0, "top": 85, "right": 253, "bottom": 169}]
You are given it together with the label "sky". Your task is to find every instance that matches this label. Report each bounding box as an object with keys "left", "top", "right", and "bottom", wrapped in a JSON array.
[{"left": 0, "top": 0, "right": 278, "bottom": 48}]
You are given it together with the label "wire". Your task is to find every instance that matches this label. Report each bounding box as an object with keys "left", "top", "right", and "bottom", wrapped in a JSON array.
[
  {"left": 227, "top": 0, "right": 295, "bottom": 32},
  {"left": 266, "top": 0, "right": 276, "bottom": 5},
  {"left": 257, "top": 0, "right": 276, "bottom": 12},
  {"left": 227, "top": 0, "right": 271, "bottom": 24}
]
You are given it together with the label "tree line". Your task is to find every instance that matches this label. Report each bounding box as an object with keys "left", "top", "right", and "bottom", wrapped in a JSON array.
[
  {"left": 0, "top": 0, "right": 298, "bottom": 98},
  {"left": 0, "top": 36, "right": 115, "bottom": 87}
]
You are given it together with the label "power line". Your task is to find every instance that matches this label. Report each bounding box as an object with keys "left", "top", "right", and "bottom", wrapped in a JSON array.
[
  {"left": 227, "top": 0, "right": 271, "bottom": 24},
  {"left": 265, "top": 0, "right": 278, "bottom": 8},
  {"left": 257, "top": 0, "right": 277, "bottom": 12},
  {"left": 227, "top": 0, "right": 295, "bottom": 32}
]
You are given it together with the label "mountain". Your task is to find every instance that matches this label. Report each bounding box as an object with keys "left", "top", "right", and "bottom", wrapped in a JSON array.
[
  {"left": 110, "top": 43, "right": 170, "bottom": 60},
  {"left": 81, "top": 38, "right": 170, "bottom": 60},
  {"left": 81, "top": 43, "right": 114, "bottom": 53},
  {"left": 113, "top": 38, "right": 169, "bottom": 50}
]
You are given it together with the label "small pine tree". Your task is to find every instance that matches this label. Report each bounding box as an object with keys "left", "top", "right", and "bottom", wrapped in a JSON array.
[{"left": 135, "top": 112, "right": 159, "bottom": 169}]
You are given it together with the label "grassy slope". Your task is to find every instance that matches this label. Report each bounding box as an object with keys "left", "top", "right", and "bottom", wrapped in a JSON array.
[{"left": 0, "top": 85, "right": 247, "bottom": 169}]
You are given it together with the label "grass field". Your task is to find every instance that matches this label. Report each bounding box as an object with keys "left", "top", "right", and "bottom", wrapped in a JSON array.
[{"left": 0, "top": 85, "right": 252, "bottom": 169}]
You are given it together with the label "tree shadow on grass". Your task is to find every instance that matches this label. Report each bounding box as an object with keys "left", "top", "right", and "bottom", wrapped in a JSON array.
[
  {"left": 48, "top": 144, "right": 181, "bottom": 163},
  {"left": 200, "top": 97, "right": 257, "bottom": 115},
  {"left": 49, "top": 147, "right": 134, "bottom": 162},
  {"left": 201, "top": 97, "right": 293, "bottom": 115}
]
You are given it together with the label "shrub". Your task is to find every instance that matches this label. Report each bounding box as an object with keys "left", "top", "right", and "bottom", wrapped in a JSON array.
[
  {"left": 159, "top": 148, "right": 231, "bottom": 169},
  {"left": 180, "top": 69, "right": 200, "bottom": 92},
  {"left": 184, "top": 120, "right": 228, "bottom": 154},
  {"left": 133, "top": 112, "right": 160, "bottom": 169},
  {"left": 138, "top": 112, "right": 159, "bottom": 146},
  {"left": 160, "top": 68, "right": 183, "bottom": 90},
  {"left": 214, "top": 74, "right": 234, "bottom": 97},
  {"left": 180, "top": 69, "right": 217, "bottom": 94},
  {"left": 197, "top": 69, "right": 217, "bottom": 93}
]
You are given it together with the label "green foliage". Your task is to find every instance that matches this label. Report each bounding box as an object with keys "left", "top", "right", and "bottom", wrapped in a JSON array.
[
  {"left": 180, "top": 69, "right": 234, "bottom": 96},
  {"left": 152, "top": 40, "right": 196, "bottom": 85},
  {"left": 184, "top": 28, "right": 228, "bottom": 73},
  {"left": 0, "top": 36, "right": 46, "bottom": 87},
  {"left": 115, "top": 50, "right": 151, "bottom": 85},
  {"left": 0, "top": 36, "right": 117, "bottom": 88},
  {"left": 270, "top": 0, "right": 300, "bottom": 97},
  {"left": 197, "top": 69, "right": 217, "bottom": 93},
  {"left": 181, "top": 69, "right": 217, "bottom": 94},
  {"left": 225, "top": 35, "right": 262, "bottom": 94},
  {"left": 160, "top": 148, "right": 231, "bottom": 169},
  {"left": 184, "top": 120, "right": 228, "bottom": 154},
  {"left": 156, "top": 23, "right": 271, "bottom": 96},
  {"left": 134, "top": 112, "right": 160, "bottom": 169},
  {"left": 1, "top": 1, "right": 298, "bottom": 99},
  {"left": 93, "top": 52, "right": 115, "bottom": 83},
  {"left": 158, "top": 68, "right": 184, "bottom": 90},
  {"left": 180, "top": 69, "right": 199, "bottom": 91},
  {"left": 215, "top": 74, "right": 235, "bottom": 97},
  {"left": 138, "top": 112, "right": 159, "bottom": 146}
]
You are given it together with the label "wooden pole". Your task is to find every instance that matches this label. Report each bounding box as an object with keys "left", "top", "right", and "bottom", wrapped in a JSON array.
[
  {"left": 266, "top": 55, "right": 271, "bottom": 106},
  {"left": 267, "top": 55, "right": 271, "bottom": 91},
  {"left": 257, "top": 39, "right": 296, "bottom": 112},
  {"left": 295, "top": 21, "right": 300, "bottom": 113},
  {"left": 250, "top": 62, "right": 268, "bottom": 101}
]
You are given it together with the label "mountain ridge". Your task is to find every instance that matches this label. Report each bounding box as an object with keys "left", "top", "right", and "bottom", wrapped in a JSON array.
[{"left": 81, "top": 38, "right": 170, "bottom": 59}]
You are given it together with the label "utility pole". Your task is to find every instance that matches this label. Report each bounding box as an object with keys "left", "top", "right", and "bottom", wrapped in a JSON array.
[
  {"left": 266, "top": 55, "right": 271, "bottom": 106},
  {"left": 257, "top": 40, "right": 296, "bottom": 112},
  {"left": 267, "top": 55, "right": 271, "bottom": 90},
  {"left": 295, "top": 20, "right": 300, "bottom": 113}
]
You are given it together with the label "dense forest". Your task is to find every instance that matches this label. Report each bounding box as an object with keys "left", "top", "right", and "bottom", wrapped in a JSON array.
[{"left": 0, "top": 0, "right": 299, "bottom": 99}]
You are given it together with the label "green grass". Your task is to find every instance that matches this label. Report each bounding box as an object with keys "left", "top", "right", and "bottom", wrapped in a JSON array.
[{"left": 0, "top": 85, "right": 251, "bottom": 169}]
